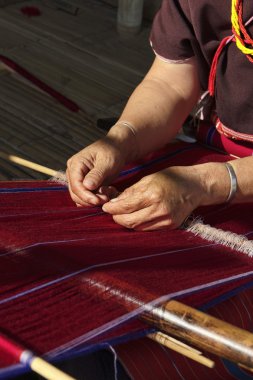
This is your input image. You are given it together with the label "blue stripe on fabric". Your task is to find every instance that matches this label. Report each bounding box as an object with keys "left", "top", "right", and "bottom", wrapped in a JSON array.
[
  {"left": 1, "top": 283, "right": 253, "bottom": 379},
  {"left": 0, "top": 363, "right": 27, "bottom": 380},
  {"left": 0, "top": 145, "right": 198, "bottom": 194},
  {"left": 0, "top": 329, "right": 155, "bottom": 379},
  {"left": 222, "top": 359, "right": 253, "bottom": 379},
  {"left": 206, "top": 126, "right": 216, "bottom": 146},
  {"left": 0, "top": 186, "right": 67, "bottom": 194},
  {"left": 119, "top": 145, "right": 197, "bottom": 177},
  {"left": 199, "top": 281, "right": 253, "bottom": 312}
]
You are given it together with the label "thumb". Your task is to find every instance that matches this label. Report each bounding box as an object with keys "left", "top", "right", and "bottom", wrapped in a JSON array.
[{"left": 83, "top": 166, "right": 108, "bottom": 191}]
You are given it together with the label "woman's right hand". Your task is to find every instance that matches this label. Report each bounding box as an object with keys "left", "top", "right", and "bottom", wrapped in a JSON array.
[{"left": 66, "top": 126, "right": 137, "bottom": 207}]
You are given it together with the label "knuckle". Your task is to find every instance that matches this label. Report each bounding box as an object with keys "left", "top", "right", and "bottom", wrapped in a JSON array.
[
  {"left": 92, "top": 168, "right": 104, "bottom": 179},
  {"left": 123, "top": 201, "right": 134, "bottom": 212},
  {"left": 67, "top": 158, "right": 72, "bottom": 168},
  {"left": 149, "top": 189, "right": 161, "bottom": 203},
  {"left": 113, "top": 215, "right": 136, "bottom": 229}
]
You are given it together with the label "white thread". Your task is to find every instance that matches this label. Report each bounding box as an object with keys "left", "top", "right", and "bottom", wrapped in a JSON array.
[
  {"left": 187, "top": 220, "right": 253, "bottom": 256},
  {"left": 20, "top": 350, "right": 33, "bottom": 365},
  {"left": 47, "top": 266, "right": 253, "bottom": 358},
  {"left": 50, "top": 170, "right": 68, "bottom": 185},
  {"left": 108, "top": 345, "right": 119, "bottom": 380}
]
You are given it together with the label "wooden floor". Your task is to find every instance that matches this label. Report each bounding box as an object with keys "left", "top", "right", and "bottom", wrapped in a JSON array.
[{"left": 0, "top": 0, "right": 154, "bottom": 179}]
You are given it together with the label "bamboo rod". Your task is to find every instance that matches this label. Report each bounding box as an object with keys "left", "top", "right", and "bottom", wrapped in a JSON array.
[
  {"left": 148, "top": 331, "right": 215, "bottom": 368},
  {"left": 149, "top": 332, "right": 202, "bottom": 354},
  {"left": 142, "top": 300, "right": 253, "bottom": 369},
  {"left": 239, "top": 363, "right": 253, "bottom": 373},
  {"left": 0, "top": 151, "right": 58, "bottom": 176},
  {"left": 86, "top": 275, "right": 253, "bottom": 370}
]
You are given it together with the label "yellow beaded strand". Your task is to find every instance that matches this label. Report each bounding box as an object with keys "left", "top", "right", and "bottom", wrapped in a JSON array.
[{"left": 231, "top": 0, "right": 253, "bottom": 56}]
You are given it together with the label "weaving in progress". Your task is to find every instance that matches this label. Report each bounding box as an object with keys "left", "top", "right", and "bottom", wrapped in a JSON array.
[
  {"left": 0, "top": 127, "right": 253, "bottom": 379},
  {"left": 1, "top": 0, "right": 253, "bottom": 378}
]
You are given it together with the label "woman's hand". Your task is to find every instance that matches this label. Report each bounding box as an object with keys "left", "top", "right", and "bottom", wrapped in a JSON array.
[
  {"left": 102, "top": 166, "right": 206, "bottom": 230},
  {"left": 102, "top": 161, "right": 235, "bottom": 231},
  {"left": 66, "top": 126, "right": 136, "bottom": 206}
]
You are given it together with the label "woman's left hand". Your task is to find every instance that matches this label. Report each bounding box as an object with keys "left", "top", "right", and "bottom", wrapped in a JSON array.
[{"left": 102, "top": 166, "right": 207, "bottom": 231}]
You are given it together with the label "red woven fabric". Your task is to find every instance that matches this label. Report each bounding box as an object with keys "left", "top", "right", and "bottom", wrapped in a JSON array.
[
  {"left": 0, "top": 141, "right": 252, "bottom": 377},
  {"left": 197, "top": 120, "right": 253, "bottom": 157},
  {"left": 20, "top": 6, "right": 41, "bottom": 17}
]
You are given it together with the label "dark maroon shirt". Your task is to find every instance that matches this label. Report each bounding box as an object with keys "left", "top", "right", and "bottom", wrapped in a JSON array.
[{"left": 150, "top": 0, "right": 253, "bottom": 135}]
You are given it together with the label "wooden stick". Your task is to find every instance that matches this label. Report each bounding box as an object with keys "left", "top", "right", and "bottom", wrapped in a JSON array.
[
  {"left": 142, "top": 300, "right": 253, "bottom": 369},
  {"left": 239, "top": 363, "right": 253, "bottom": 373},
  {"left": 0, "top": 334, "right": 76, "bottom": 380},
  {"left": 0, "top": 151, "right": 58, "bottom": 176},
  {"left": 150, "top": 332, "right": 202, "bottom": 354},
  {"left": 30, "top": 356, "right": 75, "bottom": 380},
  {"left": 148, "top": 331, "right": 215, "bottom": 368}
]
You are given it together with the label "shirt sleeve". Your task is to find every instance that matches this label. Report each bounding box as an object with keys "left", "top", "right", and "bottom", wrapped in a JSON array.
[{"left": 150, "top": 0, "right": 196, "bottom": 61}]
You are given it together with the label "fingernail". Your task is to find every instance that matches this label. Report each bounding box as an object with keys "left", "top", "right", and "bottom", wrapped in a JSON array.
[
  {"left": 83, "top": 178, "right": 96, "bottom": 189},
  {"left": 110, "top": 197, "right": 119, "bottom": 202},
  {"left": 88, "top": 197, "right": 99, "bottom": 205}
]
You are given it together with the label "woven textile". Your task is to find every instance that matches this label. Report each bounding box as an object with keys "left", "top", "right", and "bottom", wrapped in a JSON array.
[{"left": 0, "top": 138, "right": 253, "bottom": 378}]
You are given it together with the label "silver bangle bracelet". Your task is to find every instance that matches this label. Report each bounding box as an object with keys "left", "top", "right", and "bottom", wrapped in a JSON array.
[
  {"left": 113, "top": 121, "right": 137, "bottom": 137},
  {"left": 224, "top": 162, "right": 237, "bottom": 203}
]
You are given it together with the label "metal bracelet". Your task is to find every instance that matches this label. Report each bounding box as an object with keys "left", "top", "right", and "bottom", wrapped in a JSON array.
[
  {"left": 224, "top": 162, "right": 237, "bottom": 203},
  {"left": 113, "top": 120, "right": 137, "bottom": 136}
]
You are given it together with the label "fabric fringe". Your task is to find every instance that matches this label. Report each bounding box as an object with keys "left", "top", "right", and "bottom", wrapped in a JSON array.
[
  {"left": 50, "top": 171, "right": 68, "bottom": 186},
  {"left": 186, "top": 219, "right": 253, "bottom": 257}
]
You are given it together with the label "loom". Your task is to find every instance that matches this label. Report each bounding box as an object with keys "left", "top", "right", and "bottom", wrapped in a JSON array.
[
  {"left": 1, "top": 123, "right": 253, "bottom": 379},
  {"left": 0, "top": 49, "right": 253, "bottom": 378}
]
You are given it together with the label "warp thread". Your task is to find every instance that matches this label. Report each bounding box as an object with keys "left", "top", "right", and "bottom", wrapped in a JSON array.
[{"left": 50, "top": 173, "right": 253, "bottom": 256}]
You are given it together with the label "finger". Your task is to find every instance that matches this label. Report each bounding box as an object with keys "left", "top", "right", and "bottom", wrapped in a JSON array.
[
  {"left": 70, "top": 188, "right": 98, "bottom": 207},
  {"left": 135, "top": 216, "right": 176, "bottom": 231},
  {"left": 83, "top": 161, "right": 116, "bottom": 191},
  {"left": 135, "top": 211, "right": 189, "bottom": 231},
  {"left": 102, "top": 188, "right": 145, "bottom": 215},
  {"left": 67, "top": 161, "right": 101, "bottom": 205},
  {"left": 97, "top": 186, "right": 120, "bottom": 200},
  {"left": 89, "top": 186, "right": 120, "bottom": 205},
  {"left": 67, "top": 168, "right": 101, "bottom": 207},
  {"left": 112, "top": 205, "right": 160, "bottom": 230},
  {"left": 66, "top": 168, "right": 85, "bottom": 205}
]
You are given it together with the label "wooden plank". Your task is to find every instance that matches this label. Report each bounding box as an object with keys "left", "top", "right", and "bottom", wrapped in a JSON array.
[
  {"left": 0, "top": 71, "right": 105, "bottom": 176},
  {"left": 0, "top": 0, "right": 23, "bottom": 7},
  {"left": 0, "top": 0, "right": 152, "bottom": 179},
  {"left": 42, "top": 0, "right": 79, "bottom": 15},
  {"left": 1, "top": 0, "right": 115, "bottom": 43}
]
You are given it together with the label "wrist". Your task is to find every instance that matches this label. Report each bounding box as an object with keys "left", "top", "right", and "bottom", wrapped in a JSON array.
[
  {"left": 197, "top": 162, "right": 235, "bottom": 206},
  {"left": 107, "top": 121, "right": 139, "bottom": 162},
  {"left": 224, "top": 162, "right": 237, "bottom": 203}
]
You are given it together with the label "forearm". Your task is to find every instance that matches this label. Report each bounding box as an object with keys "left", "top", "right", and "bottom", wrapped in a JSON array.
[
  {"left": 107, "top": 57, "right": 200, "bottom": 162},
  {"left": 192, "top": 157, "right": 253, "bottom": 206}
]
